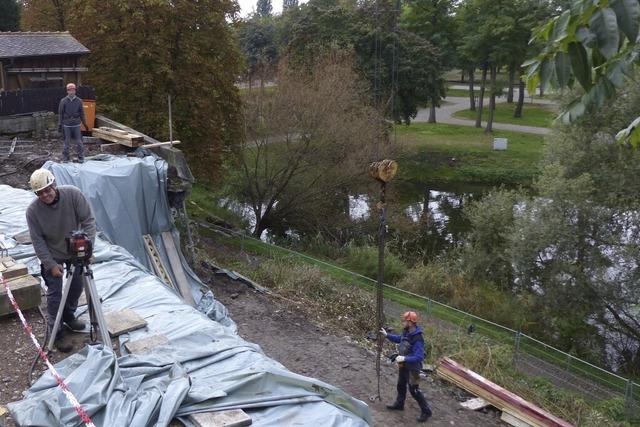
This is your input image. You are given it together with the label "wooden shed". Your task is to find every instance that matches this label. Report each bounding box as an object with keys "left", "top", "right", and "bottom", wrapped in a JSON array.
[{"left": 0, "top": 32, "right": 90, "bottom": 91}]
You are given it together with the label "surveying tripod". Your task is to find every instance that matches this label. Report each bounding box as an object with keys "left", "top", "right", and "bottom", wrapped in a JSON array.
[{"left": 46, "top": 232, "right": 111, "bottom": 353}]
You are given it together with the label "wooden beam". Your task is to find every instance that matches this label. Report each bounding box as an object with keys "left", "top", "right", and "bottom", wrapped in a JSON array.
[
  {"left": 139, "top": 140, "right": 181, "bottom": 149},
  {"left": 92, "top": 127, "right": 144, "bottom": 147},
  {"left": 6, "top": 67, "right": 89, "bottom": 73},
  {"left": 436, "top": 358, "right": 574, "bottom": 427},
  {"left": 161, "top": 232, "right": 196, "bottom": 306}
]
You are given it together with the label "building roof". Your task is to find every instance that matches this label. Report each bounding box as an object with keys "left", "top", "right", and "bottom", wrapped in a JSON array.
[{"left": 0, "top": 32, "right": 90, "bottom": 59}]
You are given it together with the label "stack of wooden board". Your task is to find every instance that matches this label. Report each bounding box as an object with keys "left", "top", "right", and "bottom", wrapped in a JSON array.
[
  {"left": 0, "top": 257, "right": 41, "bottom": 317},
  {"left": 0, "top": 257, "right": 28, "bottom": 280},
  {"left": 92, "top": 127, "right": 144, "bottom": 147},
  {"left": 436, "top": 357, "right": 574, "bottom": 427}
]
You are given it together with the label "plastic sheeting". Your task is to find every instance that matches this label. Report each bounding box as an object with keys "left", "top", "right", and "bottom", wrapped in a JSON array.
[
  {"left": 43, "top": 157, "right": 230, "bottom": 327},
  {"left": 0, "top": 157, "right": 372, "bottom": 427}
]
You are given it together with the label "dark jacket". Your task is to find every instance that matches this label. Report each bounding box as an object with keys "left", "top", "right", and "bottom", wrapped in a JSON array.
[
  {"left": 58, "top": 95, "right": 86, "bottom": 127},
  {"left": 387, "top": 326, "right": 425, "bottom": 371}
]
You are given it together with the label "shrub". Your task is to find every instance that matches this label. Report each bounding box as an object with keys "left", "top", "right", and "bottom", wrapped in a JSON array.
[{"left": 342, "top": 243, "right": 407, "bottom": 284}]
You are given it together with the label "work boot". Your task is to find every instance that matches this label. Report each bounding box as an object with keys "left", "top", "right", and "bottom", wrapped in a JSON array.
[
  {"left": 417, "top": 410, "right": 432, "bottom": 423},
  {"left": 386, "top": 401, "right": 404, "bottom": 411},
  {"left": 54, "top": 337, "right": 73, "bottom": 353},
  {"left": 64, "top": 318, "right": 85, "bottom": 332}
]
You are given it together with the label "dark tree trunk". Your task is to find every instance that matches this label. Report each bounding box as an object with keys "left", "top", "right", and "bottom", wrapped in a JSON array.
[
  {"left": 460, "top": 69, "right": 465, "bottom": 82},
  {"left": 507, "top": 64, "right": 515, "bottom": 103},
  {"left": 475, "top": 64, "right": 488, "bottom": 128},
  {"left": 514, "top": 75, "right": 525, "bottom": 118},
  {"left": 469, "top": 67, "right": 476, "bottom": 111},
  {"left": 485, "top": 64, "right": 497, "bottom": 134},
  {"left": 428, "top": 102, "right": 436, "bottom": 123}
]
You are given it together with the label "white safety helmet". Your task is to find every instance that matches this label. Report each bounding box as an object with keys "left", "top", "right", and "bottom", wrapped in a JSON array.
[{"left": 29, "top": 169, "right": 55, "bottom": 193}]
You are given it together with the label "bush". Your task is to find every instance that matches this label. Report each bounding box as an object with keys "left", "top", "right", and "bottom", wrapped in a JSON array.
[
  {"left": 341, "top": 243, "right": 407, "bottom": 284},
  {"left": 397, "top": 261, "right": 529, "bottom": 330},
  {"left": 253, "top": 257, "right": 377, "bottom": 333}
]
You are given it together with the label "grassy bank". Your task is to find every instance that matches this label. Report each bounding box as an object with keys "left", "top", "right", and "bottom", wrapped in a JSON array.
[
  {"left": 453, "top": 102, "right": 555, "bottom": 127},
  {"left": 194, "top": 223, "right": 632, "bottom": 426},
  {"left": 395, "top": 123, "right": 546, "bottom": 186}
]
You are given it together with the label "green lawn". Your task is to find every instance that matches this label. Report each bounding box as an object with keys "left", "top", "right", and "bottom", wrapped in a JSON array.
[
  {"left": 445, "top": 88, "right": 472, "bottom": 97},
  {"left": 453, "top": 103, "right": 555, "bottom": 127},
  {"left": 395, "top": 123, "right": 546, "bottom": 186}
]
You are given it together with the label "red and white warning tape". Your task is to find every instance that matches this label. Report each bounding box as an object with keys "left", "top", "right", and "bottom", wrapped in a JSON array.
[{"left": 1, "top": 273, "right": 95, "bottom": 427}]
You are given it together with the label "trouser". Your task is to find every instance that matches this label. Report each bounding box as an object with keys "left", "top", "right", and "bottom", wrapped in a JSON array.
[
  {"left": 395, "top": 366, "right": 432, "bottom": 415},
  {"left": 41, "top": 263, "right": 84, "bottom": 337},
  {"left": 63, "top": 124, "right": 84, "bottom": 160}
]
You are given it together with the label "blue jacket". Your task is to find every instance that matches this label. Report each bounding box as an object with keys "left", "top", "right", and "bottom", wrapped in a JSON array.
[{"left": 387, "top": 326, "right": 425, "bottom": 371}]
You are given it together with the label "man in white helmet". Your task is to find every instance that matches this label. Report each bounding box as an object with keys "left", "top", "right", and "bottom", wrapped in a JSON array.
[
  {"left": 58, "top": 83, "right": 88, "bottom": 163},
  {"left": 25, "top": 169, "right": 96, "bottom": 352}
]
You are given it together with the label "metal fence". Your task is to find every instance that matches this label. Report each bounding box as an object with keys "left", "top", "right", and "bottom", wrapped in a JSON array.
[
  {"left": 200, "top": 222, "right": 639, "bottom": 421},
  {"left": 0, "top": 86, "right": 95, "bottom": 116}
]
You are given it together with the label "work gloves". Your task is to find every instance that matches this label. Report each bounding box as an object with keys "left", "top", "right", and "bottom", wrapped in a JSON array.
[
  {"left": 395, "top": 355, "right": 405, "bottom": 364},
  {"left": 379, "top": 328, "right": 388, "bottom": 337}
]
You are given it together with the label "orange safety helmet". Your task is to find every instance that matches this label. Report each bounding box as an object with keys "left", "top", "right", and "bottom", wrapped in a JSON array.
[{"left": 402, "top": 311, "right": 418, "bottom": 324}]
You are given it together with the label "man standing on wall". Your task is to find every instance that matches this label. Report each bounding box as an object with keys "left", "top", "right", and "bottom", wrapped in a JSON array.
[{"left": 58, "top": 83, "right": 88, "bottom": 163}]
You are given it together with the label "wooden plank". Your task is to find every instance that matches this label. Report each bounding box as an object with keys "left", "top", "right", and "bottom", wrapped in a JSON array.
[
  {"left": 0, "top": 274, "right": 41, "bottom": 317},
  {"left": 461, "top": 397, "right": 490, "bottom": 411},
  {"left": 104, "top": 308, "right": 147, "bottom": 337},
  {"left": 92, "top": 127, "right": 144, "bottom": 147},
  {"left": 124, "top": 334, "right": 169, "bottom": 355},
  {"left": 189, "top": 409, "right": 252, "bottom": 427},
  {"left": 437, "top": 358, "right": 574, "bottom": 427},
  {"left": 161, "top": 232, "right": 196, "bottom": 307},
  {"left": 0, "top": 257, "right": 29, "bottom": 280},
  {"left": 140, "top": 140, "right": 181, "bottom": 149},
  {"left": 502, "top": 410, "right": 534, "bottom": 427},
  {"left": 142, "top": 235, "right": 177, "bottom": 291}
]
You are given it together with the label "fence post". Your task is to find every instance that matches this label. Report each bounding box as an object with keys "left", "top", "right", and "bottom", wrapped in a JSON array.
[
  {"left": 513, "top": 331, "right": 521, "bottom": 363},
  {"left": 426, "top": 299, "right": 432, "bottom": 318},
  {"left": 240, "top": 234, "right": 244, "bottom": 252},
  {"left": 624, "top": 379, "right": 634, "bottom": 419},
  {"left": 564, "top": 354, "right": 571, "bottom": 373}
]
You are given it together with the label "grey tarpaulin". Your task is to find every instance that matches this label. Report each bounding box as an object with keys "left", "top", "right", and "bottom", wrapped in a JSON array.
[
  {"left": 0, "top": 159, "right": 372, "bottom": 426},
  {"left": 43, "top": 157, "right": 229, "bottom": 326}
]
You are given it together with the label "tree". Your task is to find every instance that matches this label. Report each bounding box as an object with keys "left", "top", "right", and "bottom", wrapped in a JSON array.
[
  {"left": 21, "top": 0, "right": 70, "bottom": 31},
  {"left": 235, "top": 52, "right": 388, "bottom": 237},
  {"left": 0, "top": 0, "right": 20, "bottom": 31},
  {"left": 237, "top": 16, "right": 279, "bottom": 90},
  {"left": 25, "top": 0, "right": 244, "bottom": 181},
  {"left": 464, "top": 81, "right": 640, "bottom": 375},
  {"left": 401, "top": 0, "right": 455, "bottom": 122},
  {"left": 283, "top": 0, "right": 299, "bottom": 11},
  {"left": 525, "top": 0, "right": 640, "bottom": 133},
  {"left": 257, "top": 0, "right": 272, "bottom": 17}
]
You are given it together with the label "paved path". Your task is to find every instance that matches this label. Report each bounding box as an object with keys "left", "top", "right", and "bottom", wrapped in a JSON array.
[{"left": 415, "top": 91, "right": 554, "bottom": 135}]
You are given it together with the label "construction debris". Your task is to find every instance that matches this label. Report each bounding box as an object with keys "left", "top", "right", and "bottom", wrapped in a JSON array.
[
  {"left": 104, "top": 308, "right": 147, "bottom": 337},
  {"left": 188, "top": 409, "right": 252, "bottom": 427},
  {"left": 92, "top": 126, "right": 144, "bottom": 147},
  {"left": 436, "top": 357, "right": 573, "bottom": 427},
  {"left": 460, "top": 397, "right": 490, "bottom": 411}
]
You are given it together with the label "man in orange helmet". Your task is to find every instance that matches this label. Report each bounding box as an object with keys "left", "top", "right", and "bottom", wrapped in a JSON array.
[{"left": 380, "top": 311, "right": 432, "bottom": 422}]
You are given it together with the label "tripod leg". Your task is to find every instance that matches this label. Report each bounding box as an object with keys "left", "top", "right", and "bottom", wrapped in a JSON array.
[
  {"left": 46, "top": 265, "right": 75, "bottom": 352},
  {"left": 84, "top": 268, "right": 112, "bottom": 351}
]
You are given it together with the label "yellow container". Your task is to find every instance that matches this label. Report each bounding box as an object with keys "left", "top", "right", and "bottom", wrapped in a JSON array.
[{"left": 81, "top": 99, "right": 96, "bottom": 131}]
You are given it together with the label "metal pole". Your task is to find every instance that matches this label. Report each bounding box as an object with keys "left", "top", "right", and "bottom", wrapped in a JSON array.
[
  {"left": 375, "top": 180, "right": 387, "bottom": 401},
  {"left": 514, "top": 331, "right": 521, "bottom": 363},
  {"left": 168, "top": 94, "right": 173, "bottom": 147}
]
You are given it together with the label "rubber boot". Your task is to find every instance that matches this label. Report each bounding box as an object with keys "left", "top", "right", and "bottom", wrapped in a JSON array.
[
  {"left": 385, "top": 400, "right": 404, "bottom": 411},
  {"left": 410, "top": 385, "right": 432, "bottom": 422}
]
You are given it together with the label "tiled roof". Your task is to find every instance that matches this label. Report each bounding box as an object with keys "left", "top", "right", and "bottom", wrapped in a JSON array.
[{"left": 0, "top": 32, "right": 90, "bottom": 59}]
